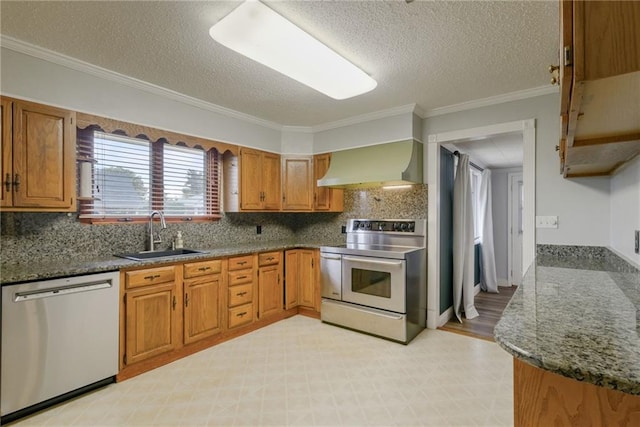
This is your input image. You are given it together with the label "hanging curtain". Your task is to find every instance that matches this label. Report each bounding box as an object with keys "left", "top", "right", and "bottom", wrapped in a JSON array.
[
  {"left": 453, "top": 153, "right": 479, "bottom": 322},
  {"left": 479, "top": 169, "right": 499, "bottom": 293}
]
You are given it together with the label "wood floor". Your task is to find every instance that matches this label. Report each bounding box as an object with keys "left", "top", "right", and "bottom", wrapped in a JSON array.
[{"left": 439, "top": 285, "right": 517, "bottom": 341}]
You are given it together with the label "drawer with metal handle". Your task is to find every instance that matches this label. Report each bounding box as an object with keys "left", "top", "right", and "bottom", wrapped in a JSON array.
[
  {"left": 228, "top": 303, "right": 254, "bottom": 328},
  {"left": 184, "top": 259, "right": 222, "bottom": 278},
  {"left": 227, "top": 283, "right": 253, "bottom": 307},
  {"left": 125, "top": 266, "right": 176, "bottom": 289}
]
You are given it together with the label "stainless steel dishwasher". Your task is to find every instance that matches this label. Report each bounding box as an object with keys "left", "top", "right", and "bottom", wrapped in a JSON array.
[{"left": 1, "top": 271, "right": 120, "bottom": 424}]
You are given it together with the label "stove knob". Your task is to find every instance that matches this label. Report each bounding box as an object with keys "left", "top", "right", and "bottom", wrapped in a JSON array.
[
  {"left": 400, "top": 222, "right": 408, "bottom": 231},
  {"left": 378, "top": 221, "right": 386, "bottom": 231},
  {"left": 408, "top": 222, "right": 415, "bottom": 232},
  {"left": 365, "top": 222, "right": 372, "bottom": 230}
]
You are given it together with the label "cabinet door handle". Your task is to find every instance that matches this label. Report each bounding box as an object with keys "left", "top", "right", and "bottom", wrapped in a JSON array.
[
  {"left": 236, "top": 275, "right": 247, "bottom": 280},
  {"left": 237, "top": 261, "right": 247, "bottom": 266},
  {"left": 172, "top": 295, "right": 177, "bottom": 310},
  {"left": 237, "top": 311, "right": 247, "bottom": 317},
  {"left": 13, "top": 174, "right": 20, "bottom": 192},
  {"left": 4, "top": 173, "right": 11, "bottom": 192},
  {"left": 266, "top": 257, "right": 274, "bottom": 261},
  {"left": 144, "top": 274, "right": 161, "bottom": 280},
  {"left": 185, "top": 293, "right": 189, "bottom": 307},
  {"left": 237, "top": 291, "right": 247, "bottom": 297},
  {"left": 198, "top": 266, "right": 211, "bottom": 271}
]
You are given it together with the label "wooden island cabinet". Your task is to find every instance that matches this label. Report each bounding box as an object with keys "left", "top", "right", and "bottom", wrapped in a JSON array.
[{"left": 514, "top": 359, "right": 640, "bottom": 426}]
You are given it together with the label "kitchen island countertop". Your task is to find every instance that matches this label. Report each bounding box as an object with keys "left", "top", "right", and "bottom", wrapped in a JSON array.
[
  {"left": 0, "top": 240, "right": 339, "bottom": 285},
  {"left": 494, "top": 251, "right": 640, "bottom": 396}
]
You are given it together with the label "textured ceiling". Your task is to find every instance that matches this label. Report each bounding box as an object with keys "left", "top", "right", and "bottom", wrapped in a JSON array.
[
  {"left": 0, "top": 1, "right": 558, "bottom": 127},
  {"left": 450, "top": 132, "right": 524, "bottom": 169}
]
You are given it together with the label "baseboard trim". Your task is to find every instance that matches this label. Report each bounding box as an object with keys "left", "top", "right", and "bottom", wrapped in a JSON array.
[{"left": 438, "top": 306, "right": 453, "bottom": 327}]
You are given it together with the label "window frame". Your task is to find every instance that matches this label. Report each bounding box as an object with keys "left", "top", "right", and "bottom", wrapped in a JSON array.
[{"left": 76, "top": 114, "right": 235, "bottom": 224}]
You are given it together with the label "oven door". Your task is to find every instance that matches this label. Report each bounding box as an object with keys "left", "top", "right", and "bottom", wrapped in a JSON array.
[{"left": 341, "top": 255, "right": 406, "bottom": 313}]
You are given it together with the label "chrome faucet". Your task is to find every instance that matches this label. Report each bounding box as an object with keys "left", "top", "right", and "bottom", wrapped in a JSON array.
[{"left": 148, "top": 210, "right": 167, "bottom": 251}]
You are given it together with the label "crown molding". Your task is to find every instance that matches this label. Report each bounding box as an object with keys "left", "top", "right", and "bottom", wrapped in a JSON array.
[
  {"left": 1, "top": 35, "right": 559, "bottom": 135},
  {"left": 281, "top": 125, "right": 315, "bottom": 134},
  {"left": 0, "top": 35, "right": 283, "bottom": 131},
  {"left": 310, "top": 103, "right": 420, "bottom": 133},
  {"left": 422, "top": 85, "right": 559, "bottom": 118}
]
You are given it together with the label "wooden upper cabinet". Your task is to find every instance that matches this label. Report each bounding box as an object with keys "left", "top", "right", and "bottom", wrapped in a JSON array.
[
  {"left": 559, "top": 0, "right": 640, "bottom": 178},
  {"left": 239, "top": 147, "right": 281, "bottom": 211},
  {"left": 313, "top": 153, "right": 343, "bottom": 212},
  {"left": 282, "top": 156, "right": 313, "bottom": 211},
  {"left": 1, "top": 98, "right": 12, "bottom": 208},
  {"left": 0, "top": 97, "right": 76, "bottom": 211},
  {"left": 261, "top": 151, "right": 281, "bottom": 210}
]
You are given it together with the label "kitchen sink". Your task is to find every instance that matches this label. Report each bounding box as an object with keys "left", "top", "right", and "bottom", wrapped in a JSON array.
[{"left": 115, "top": 248, "right": 205, "bottom": 261}]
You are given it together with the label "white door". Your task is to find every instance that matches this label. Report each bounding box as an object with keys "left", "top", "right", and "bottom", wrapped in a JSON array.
[{"left": 509, "top": 173, "right": 524, "bottom": 286}]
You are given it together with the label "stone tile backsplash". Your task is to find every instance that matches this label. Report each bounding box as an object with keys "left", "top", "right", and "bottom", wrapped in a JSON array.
[{"left": 0, "top": 185, "right": 427, "bottom": 263}]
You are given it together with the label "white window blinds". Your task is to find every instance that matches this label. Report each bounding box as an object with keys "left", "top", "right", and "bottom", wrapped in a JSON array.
[{"left": 77, "top": 130, "right": 220, "bottom": 221}]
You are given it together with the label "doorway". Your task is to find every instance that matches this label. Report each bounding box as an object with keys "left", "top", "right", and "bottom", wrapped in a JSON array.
[
  {"left": 426, "top": 119, "right": 536, "bottom": 329},
  {"left": 508, "top": 172, "right": 524, "bottom": 286}
]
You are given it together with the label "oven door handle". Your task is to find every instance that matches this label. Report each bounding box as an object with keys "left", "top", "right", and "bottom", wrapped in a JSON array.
[
  {"left": 320, "top": 254, "right": 341, "bottom": 260},
  {"left": 342, "top": 256, "right": 403, "bottom": 267}
]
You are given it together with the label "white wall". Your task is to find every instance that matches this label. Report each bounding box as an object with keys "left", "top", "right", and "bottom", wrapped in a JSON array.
[
  {"left": 0, "top": 47, "right": 283, "bottom": 152},
  {"left": 491, "top": 167, "right": 522, "bottom": 283},
  {"left": 423, "top": 94, "right": 612, "bottom": 247},
  {"left": 281, "top": 128, "right": 314, "bottom": 154},
  {"left": 313, "top": 112, "right": 415, "bottom": 153},
  {"left": 610, "top": 156, "right": 640, "bottom": 266}
]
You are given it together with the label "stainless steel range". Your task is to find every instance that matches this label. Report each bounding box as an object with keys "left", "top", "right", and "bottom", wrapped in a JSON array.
[{"left": 320, "top": 219, "right": 427, "bottom": 344}]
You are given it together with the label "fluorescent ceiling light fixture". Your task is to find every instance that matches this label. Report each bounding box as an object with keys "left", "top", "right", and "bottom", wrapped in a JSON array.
[{"left": 209, "top": 0, "right": 377, "bottom": 100}]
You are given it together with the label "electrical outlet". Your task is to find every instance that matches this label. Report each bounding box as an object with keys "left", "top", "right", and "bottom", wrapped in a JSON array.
[
  {"left": 341, "top": 225, "right": 347, "bottom": 234},
  {"left": 256, "top": 225, "right": 262, "bottom": 235},
  {"left": 635, "top": 230, "right": 639, "bottom": 254},
  {"left": 536, "top": 216, "right": 559, "bottom": 228}
]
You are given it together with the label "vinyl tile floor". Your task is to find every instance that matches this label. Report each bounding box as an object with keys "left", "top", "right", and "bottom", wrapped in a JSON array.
[{"left": 11, "top": 316, "right": 514, "bottom": 427}]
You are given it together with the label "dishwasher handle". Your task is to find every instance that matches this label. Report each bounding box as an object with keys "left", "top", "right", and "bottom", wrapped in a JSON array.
[{"left": 14, "top": 281, "right": 112, "bottom": 302}]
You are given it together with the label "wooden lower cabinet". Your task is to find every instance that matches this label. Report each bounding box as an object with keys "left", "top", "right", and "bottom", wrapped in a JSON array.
[
  {"left": 285, "top": 249, "right": 319, "bottom": 312},
  {"left": 124, "top": 272, "right": 180, "bottom": 366},
  {"left": 258, "top": 251, "right": 283, "bottom": 319},
  {"left": 183, "top": 276, "right": 222, "bottom": 345},
  {"left": 227, "top": 254, "right": 256, "bottom": 329},
  {"left": 119, "top": 250, "right": 308, "bottom": 380}
]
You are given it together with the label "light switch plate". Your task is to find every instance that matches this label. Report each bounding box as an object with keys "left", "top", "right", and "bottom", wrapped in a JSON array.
[
  {"left": 635, "top": 230, "right": 639, "bottom": 254},
  {"left": 536, "top": 215, "right": 559, "bottom": 228}
]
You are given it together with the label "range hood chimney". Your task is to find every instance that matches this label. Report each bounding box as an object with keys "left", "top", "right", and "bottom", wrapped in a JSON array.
[{"left": 317, "top": 140, "right": 423, "bottom": 188}]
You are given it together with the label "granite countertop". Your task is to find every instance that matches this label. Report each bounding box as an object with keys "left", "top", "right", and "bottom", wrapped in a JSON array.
[
  {"left": 495, "top": 252, "right": 640, "bottom": 396},
  {"left": 0, "top": 239, "right": 340, "bottom": 285}
]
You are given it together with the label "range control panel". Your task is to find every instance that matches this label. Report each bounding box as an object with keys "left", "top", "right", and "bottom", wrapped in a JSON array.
[{"left": 351, "top": 220, "right": 416, "bottom": 233}]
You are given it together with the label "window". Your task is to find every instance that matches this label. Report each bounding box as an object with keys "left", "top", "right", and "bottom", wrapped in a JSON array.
[{"left": 78, "top": 130, "right": 220, "bottom": 222}]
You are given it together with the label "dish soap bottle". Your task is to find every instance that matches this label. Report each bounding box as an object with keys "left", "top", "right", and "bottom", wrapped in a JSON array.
[{"left": 175, "top": 231, "right": 184, "bottom": 249}]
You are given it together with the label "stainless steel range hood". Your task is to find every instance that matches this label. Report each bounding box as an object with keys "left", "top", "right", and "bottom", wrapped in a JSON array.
[{"left": 317, "top": 140, "right": 423, "bottom": 188}]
